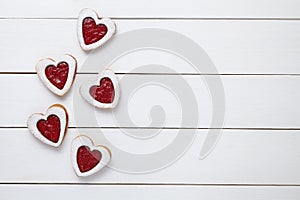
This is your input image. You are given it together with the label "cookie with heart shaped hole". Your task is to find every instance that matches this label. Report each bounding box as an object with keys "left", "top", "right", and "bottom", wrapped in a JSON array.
[
  {"left": 71, "top": 135, "right": 111, "bottom": 177},
  {"left": 77, "top": 8, "right": 116, "bottom": 51},
  {"left": 27, "top": 104, "right": 68, "bottom": 147},
  {"left": 80, "top": 69, "right": 120, "bottom": 108},
  {"left": 36, "top": 54, "right": 77, "bottom": 96}
]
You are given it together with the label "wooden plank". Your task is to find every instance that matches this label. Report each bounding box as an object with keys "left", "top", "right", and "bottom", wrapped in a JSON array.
[
  {"left": 0, "top": 20, "right": 299, "bottom": 74},
  {"left": 1, "top": 74, "right": 300, "bottom": 128},
  {"left": 0, "top": 128, "right": 300, "bottom": 184},
  {"left": 0, "top": 0, "right": 299, "bottom": 18},
  {"left": 1, "top": 185, "right": 300, "bottom": 200}
]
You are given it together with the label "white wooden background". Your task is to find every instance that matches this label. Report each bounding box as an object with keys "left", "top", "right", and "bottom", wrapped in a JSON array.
[{"left": 1, "top": 0, "right": 300, "bottom": 199}]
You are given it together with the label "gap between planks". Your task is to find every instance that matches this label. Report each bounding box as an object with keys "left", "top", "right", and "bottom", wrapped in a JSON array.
[
  {"left": 1, "top": 17, "right": 300, "bottom": 21},
  {"left": 1, "top": 72, "right": 300, "bottom": 76},
  {"left": 1, "top": 127, "right": 300, "bottom": 131},
  {"left": 1, "top": 183, "right": 300, "bottom": 187}
]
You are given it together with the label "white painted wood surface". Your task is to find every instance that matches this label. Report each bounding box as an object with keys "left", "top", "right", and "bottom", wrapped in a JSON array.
[
  {"left": 0, "top": 0, "right": 299, "bottom": 198},
  {"left": 0, "top": 20, "right": 299, "bottom": 74},
  {"left": 1, "top": 185, "right": 300, "bottom": 200},
  {"left": 1, "top": 74, "right": 300, "bottom": 128},
  {"left": 0, "top": 0, "right": 299, "bottom": 18},
  {"left": 1, "top": 129, "right": 300, "bottom": 184}
]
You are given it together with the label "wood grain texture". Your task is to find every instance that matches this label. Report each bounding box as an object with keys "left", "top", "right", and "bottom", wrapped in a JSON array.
[
  {"left": 1, "top": 185, "right": 300, "bottom": 200},
  {"left": 0, "top": 20, "right": 299, "bottom": 74},
  {"left": 0, "top": 128, "right": 299, "bottom": 184},
  {"left": 1, "top": 74, "right": 300, "bottom": 128},
  {"left": 0, "top": 0, "right": 299, "bottom": 18}
]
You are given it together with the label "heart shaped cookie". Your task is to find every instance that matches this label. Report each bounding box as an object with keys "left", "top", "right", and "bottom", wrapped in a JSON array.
[
  {"left": 80, "top": 70, "right": 120, "bottom": 108},
  {"left": 71, "top": 135, "right": 111, "bottom": 177},
  {"left": 27, "top": 104, "right": 68, "bottom": 147},
  {"left": 36, "top": 54, "right": 77, "bottom": 96},
  {"left": 77, "top": 8, "right": 116, "bottom": 51}
]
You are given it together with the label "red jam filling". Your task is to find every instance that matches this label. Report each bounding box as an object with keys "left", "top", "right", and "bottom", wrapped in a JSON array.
[
  {"left": 45, "top": 62, "right": 69, "bottom": 90},
  {"left": 82, "top": 17, "right": 108, "bottom": 45},
  {"left": 89, "top": 77, "right": 115, "bottom": 103},
  {"left": 36, "top": 115, "right": 61, "bottom": 143},
  {"left": 77, "top": 146, "right": 102, "bottom": 173}
]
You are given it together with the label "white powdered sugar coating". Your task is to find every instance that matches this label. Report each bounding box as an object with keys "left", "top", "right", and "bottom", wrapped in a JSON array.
[
  {"left": 27, "top": 104, "right": 68, "bottom": 147},
  {"left": 71, "top": 135, "right": 111, "bottom": 177},
  {"left": 36, "top": 54, "right": 77, "bottom": 96},
  {"left": 80, "top": 69, "right": 120, "bottom": 109},
  {"left": 77, "top": 8, "right": 116, "bottom": 51}
]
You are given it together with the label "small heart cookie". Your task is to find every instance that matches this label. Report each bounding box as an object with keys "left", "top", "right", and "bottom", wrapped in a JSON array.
[
  {"left": 77, "top": 8, "right": 116, "bottom": 51},
  {"left": 27, "top": 104, "right": 68, "bottom": 147},
  {"left": 80, "top": 70, "right": 120, "bottom": 108},
  {"left": 71, "top": 135, "right": 111, "bottom": 177},
  {"left": 36, "top": 54, "right": 77, "bottom": 96}
]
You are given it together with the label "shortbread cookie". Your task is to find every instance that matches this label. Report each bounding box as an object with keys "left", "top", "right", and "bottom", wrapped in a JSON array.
[
  {"left": 80, "top": 70, "right": 120, "bottom": 108},
  {"left": 71, "top": 135, "right": 111, "bottom": 177},
  {"left": 27, "top": 104, "right": 68, "bottom": 147},
  {"left": 77, "top": 8, "right": 116, "bottom": 51},
  {"left": 36, "top": 54, "right": 77, "bottom": 96}
]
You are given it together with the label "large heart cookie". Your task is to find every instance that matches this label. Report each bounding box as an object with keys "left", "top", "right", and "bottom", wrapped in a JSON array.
[
  {"left": 71, "top": 135, "right": 111, "bottom": 177},
  {"left": 77, "top": 8, "right": 116, "bottom": 51},
  {"left": 80, "top": 70, "right": 120, "bottom": 108},
  {"left": 36, "top": 54, "right": 77, "bottom": 96},
  {"left": 27, "top": 104, "right": 68, "bottom": 147}
]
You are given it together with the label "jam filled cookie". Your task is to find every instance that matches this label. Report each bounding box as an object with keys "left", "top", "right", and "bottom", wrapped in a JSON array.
[
  {"left": 27, "top": 104, "right": 68, "bottom": 147},
  {"left": 36, "top": 54, "right": 77, "bottom": 96},
  {"left": 80, "top": 70, "right": 120, "bottom": 108},
  {"left": 71, "top": 135, "right": 111, "bottom": 177},
  {"left": 77, "top": 8, "right": 116, "bottom": 51}
]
